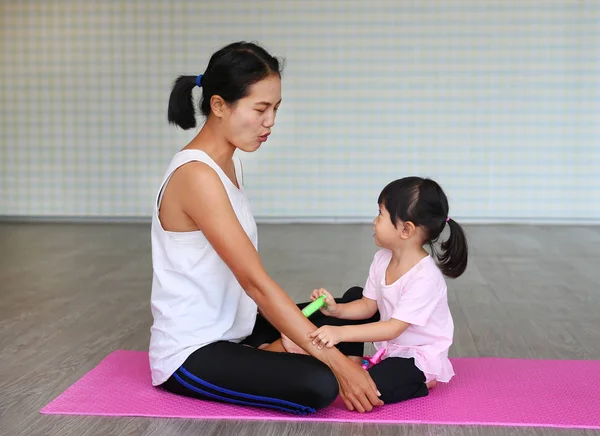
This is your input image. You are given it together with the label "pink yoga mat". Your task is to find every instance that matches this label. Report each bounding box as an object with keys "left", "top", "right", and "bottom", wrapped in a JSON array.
[{"left": 41, "top": 350, "right": 600, "bottom": 429}]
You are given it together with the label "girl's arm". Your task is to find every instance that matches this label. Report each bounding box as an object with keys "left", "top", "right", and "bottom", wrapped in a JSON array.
[
  {"left": 311, "top": 288, "right": 378, "bottom": 320},
  {"left": 309, "top": 319, "right": 410, "bottom": 349},
  {"left": 168, "top": 162, "right": 383, "bottom": 412},
  {"left": 340, "top": 319, "right": 409, "bottom": 343},
  {"left": 334, "top": 297, "right": 378, "bottom": 320}
]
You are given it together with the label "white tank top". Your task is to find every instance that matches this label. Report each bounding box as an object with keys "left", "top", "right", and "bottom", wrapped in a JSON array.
[{"left": 149, "top": 149, "right": 258, "bottom": 386}]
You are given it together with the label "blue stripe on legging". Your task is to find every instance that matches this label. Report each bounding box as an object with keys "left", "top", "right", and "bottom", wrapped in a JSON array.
[
  {"left": 178, "top": 366, "right": 316, "bottom": 414},
  {"left": 173, "top": 372, "right": 312, "bottom": 415}
]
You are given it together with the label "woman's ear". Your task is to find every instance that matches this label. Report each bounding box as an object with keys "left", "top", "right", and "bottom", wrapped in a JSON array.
[{"left": 210, "top": 95, "right": 227, "bottom": 118}]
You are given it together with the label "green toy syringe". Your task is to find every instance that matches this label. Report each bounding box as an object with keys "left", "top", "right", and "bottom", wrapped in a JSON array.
[{"left": 301, "top": 294, "right": 327, "bottom": 317}]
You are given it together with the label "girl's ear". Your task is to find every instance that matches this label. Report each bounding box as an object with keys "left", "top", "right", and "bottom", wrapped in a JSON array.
[{"left": 399, "top": 221, "right": 417, "bottom": 239}]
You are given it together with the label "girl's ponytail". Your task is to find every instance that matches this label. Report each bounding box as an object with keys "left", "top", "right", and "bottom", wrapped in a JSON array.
[{"left": 437, "top": 218, "right": 468, "bottom": 278}]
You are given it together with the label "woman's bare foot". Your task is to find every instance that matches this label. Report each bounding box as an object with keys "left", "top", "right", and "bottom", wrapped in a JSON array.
[
  {"left": 426, "top": 380, "right": 437, "bottom": 389},
  {"left": 257, "top": 339, "right": 287, "bottom": 353},
  {"left": 281, "top": 335, "right": 309, "bottom": 354}
]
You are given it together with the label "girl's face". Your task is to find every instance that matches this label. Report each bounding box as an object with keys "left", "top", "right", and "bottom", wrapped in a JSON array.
[
  {"left": 373, "top": 203, "right": 400, "bottom": 248},
  {"left": 220, "top": 74, "right": 282, "bottom": 153}
]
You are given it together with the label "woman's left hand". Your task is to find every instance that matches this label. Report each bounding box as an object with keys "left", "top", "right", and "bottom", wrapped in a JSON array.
[{"left": 308, "top": 326, "right": 345, "bottom": 349}]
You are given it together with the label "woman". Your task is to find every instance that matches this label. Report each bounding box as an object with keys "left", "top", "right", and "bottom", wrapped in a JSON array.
[{"left": 149, "top": 41, "right": 383, "bottom": 414}]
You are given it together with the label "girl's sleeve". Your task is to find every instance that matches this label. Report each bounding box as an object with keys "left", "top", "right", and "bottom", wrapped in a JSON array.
[
  {"left": 362, "top": 251, "right": 382, "bottom": 300},
  {"left": 392, "top": 277, "right": 441, "bottom": 326}
]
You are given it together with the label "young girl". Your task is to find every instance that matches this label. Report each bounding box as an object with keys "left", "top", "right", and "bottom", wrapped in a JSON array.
[{"left": 289, "top": 176, "right": 468, "bottom": 405}]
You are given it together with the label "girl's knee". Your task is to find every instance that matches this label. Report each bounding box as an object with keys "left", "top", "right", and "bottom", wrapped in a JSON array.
[
  {"left": 378, "top": 383, "right": 429, "bottom": 405},
  {"left": 341, "top": 286, "right": 364, "bottom": 303}
]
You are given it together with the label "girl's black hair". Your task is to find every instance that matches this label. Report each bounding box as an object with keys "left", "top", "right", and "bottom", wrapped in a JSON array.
[
  {"left": 378, "top": 177, "right": 468, "bottom": 278},
  {"left": 168, "top": 41, "right": 283, "bottom": 129}
]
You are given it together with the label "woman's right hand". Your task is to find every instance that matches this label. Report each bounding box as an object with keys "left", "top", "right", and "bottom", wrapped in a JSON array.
[
  {"left": 328, "top": 352, "right": 383, "bottom": 412},
  {"left": 310, "top": 288, "right": 338, "bottom": 317}
]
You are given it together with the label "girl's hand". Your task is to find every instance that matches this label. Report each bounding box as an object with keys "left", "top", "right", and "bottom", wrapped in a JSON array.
[
  {"left": 308, "top": 325, "right": 345, "bottom": 349},
  {"left": 310, "top": 288, "right": 338, "bottom": 317}
]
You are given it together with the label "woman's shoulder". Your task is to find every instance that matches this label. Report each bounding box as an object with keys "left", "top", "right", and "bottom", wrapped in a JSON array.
[{"left": 171, "top": 157, "right": 222, "bottom": 187}]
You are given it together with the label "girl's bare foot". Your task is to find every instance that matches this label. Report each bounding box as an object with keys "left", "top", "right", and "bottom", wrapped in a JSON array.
[{"left": 426, "top": 380, "right": 437, "bottom": 389}]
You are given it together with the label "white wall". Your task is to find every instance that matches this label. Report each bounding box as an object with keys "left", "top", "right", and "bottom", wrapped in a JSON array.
[{"left": 1, "top": 1, "right": 599, "bottom": 223}]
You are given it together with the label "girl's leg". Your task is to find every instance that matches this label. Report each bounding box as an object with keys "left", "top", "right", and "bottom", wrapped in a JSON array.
[
  {"left": 367, "top": 357, "right": 429, "bottom": 404},
  {"left": 160, "top": 341, "right": 339, "bottom": 414}
]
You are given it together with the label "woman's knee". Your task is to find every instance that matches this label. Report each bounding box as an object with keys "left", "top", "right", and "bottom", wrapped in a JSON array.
[
  {"left": 341, "top": 286, "right": 364, "bottom": 303},
  {"left": 299, "top": 364, "right": 339, "bottom": 410}
]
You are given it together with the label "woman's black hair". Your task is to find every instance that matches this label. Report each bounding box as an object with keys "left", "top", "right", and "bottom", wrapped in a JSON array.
[
  {"left": 167, "top": 41, "right": 283, "bottom": 129},
  {"left": 378, "top": 177, "right": 468, "bottom": 278}
]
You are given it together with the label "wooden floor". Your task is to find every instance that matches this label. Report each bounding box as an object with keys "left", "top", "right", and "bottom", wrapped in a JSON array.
[{"left": 1, "top": 222, "right": 599, "bottom": 436}]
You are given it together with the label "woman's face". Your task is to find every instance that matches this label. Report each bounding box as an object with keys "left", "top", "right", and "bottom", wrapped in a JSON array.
[{"left": 222, "top": 74, "right": 282, "bottom": 153}]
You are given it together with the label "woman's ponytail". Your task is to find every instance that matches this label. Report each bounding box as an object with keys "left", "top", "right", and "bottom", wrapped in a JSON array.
[{"left": 167, "top": 75, "right": 198, "bottom": 130}]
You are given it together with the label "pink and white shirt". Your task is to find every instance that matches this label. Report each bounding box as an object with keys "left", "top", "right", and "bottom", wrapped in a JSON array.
[{"left": 362, "top": 249, "right": 455, "bottom": 383}]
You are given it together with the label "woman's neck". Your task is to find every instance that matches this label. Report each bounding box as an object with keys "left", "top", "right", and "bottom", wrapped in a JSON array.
[{"left": 183, "top": 118, "right": 236, "bottom": 167}]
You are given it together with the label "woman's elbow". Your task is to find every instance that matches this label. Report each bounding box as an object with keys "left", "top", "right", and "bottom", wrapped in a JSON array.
[{"left": 237, "top": 269, "right": 271, "bottom": 301}]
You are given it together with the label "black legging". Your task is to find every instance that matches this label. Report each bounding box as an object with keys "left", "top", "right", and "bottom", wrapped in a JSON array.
[{"left": 160, "top": 287, "right": 428, "bottom": 414}]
